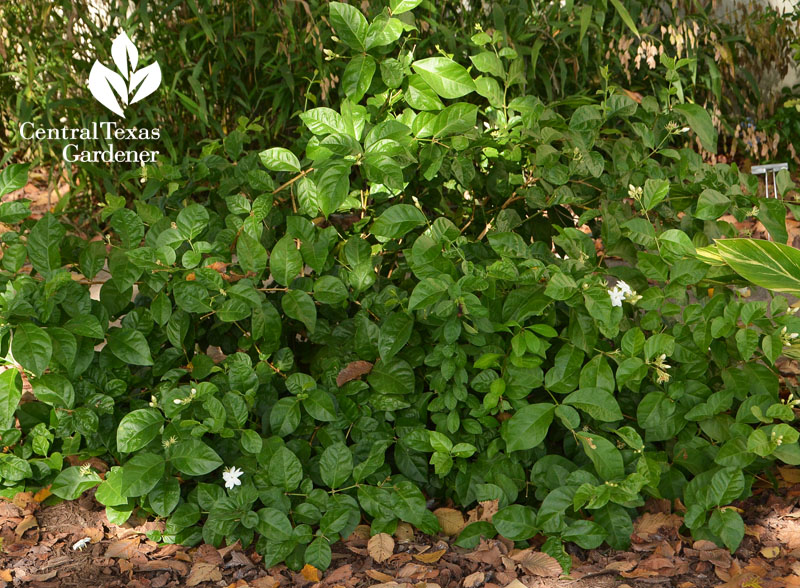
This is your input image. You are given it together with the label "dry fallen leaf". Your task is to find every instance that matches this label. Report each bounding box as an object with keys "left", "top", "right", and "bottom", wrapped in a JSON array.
[
  {"left": 83, "top": 526, "right": 104, "bottom": 543},
  {"left": 14, "top": 514, "right": 38, "bottom": 537},
  {"left": 12, "top": 492, "right": 34, "bottom": 510},
  {"left": 633, "top": 512, "right": 683, "bottom": 540},
  {"left": 466, "top": 499, "right": 500, "bottom": 524},
  {"left": 463, "top": 571, "right": 485, "bottom": 587},
  {"left": 324, "top": 564, "right": 353, "bottom": 584},
  {"left": 760, "top": 546, "right": 781, "bottom": 558},
  {"left": 394, "top": 522, "right": 415, "bottom": 543},
  {"left": 186, "top": 562, "right": 223, "bottom": 586},
  {"left": 605, "top": 560, "right": 639, "bottom": 572},
  {"left": 413, "top": 548, "right": 446, "bottom": 563},
  {"left": 368, "top": 533, "right": 395, "bottom": 563},
  {"left": 250, "top": 575, "right": 280, "bottom": 588},
  {"left": 301, "top": 564, "right": 321, "bottom": 582},
  {"left": 512, "top": 550, "right": 562, "bottom": 577},
  {"left": 433, "top": 507, "right": 465, "bottom": 536},
  {"left": 504, "top": 580, "right": 529, "bottom": 588},
  {"left": 365, "top": 569, "right": 396, "bottom": 582},
  {"left": 105, "top": 538, "right": 141, "bottom": 559},
  {"left": 0, "top": 570, "right": 12, "bottom": 582},
  {"left": 336, "top": 360, "right": 374, "bottom": 387}
]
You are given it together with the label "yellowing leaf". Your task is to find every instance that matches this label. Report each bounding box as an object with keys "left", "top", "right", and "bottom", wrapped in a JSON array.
[
  {"left": 367, "top": 532, "right": 395, "bottom": 563},
  {"left": 761, "top": 546, "right": 781, "bottom": 558},
  {"left": 779, "top": 467, "right": 800, "bottom": 483},
  {"left": 33, "top": 486, "right": 52, "bottom": 503},
  {"left": 413, "top": 548, "right": 446, "bottom": 563},
  {"left": 301, "top": 564, "right": 321, "bottom": 582}
]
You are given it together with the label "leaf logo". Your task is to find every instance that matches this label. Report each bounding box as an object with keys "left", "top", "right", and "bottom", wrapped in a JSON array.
[{"left": 88, "top": 32, "right": 161, "bottom": 118}]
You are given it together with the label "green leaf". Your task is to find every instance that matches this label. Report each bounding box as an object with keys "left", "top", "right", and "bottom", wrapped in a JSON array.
[
  {"left": 282, "top": 289, "right": 317, "bottom": 333},
  {"left": 12, "top": 324, "right": 52, "bottom": 377},
  {"left": 695, "top": 188, "right": 730, "bottom": 220},
  {"left": 149, "top": 477, "right": 181, "bottom": 517},
  {"left": 389, "top": 0, "right": 422, "bottom": 14},
  {"left": 270, "top": 236, "right": 303, "bottom": 285},
  {"left": 412, "top": 57, "right": 476, "bottom": 99},
  {"left": 173, "top": 280, "right": 212, "bottom": 313},
  {"left": 564, "top": 388, "right": 623, "bottom": 422},
  {"left": 237, "top": 231, "right": 268, "bottom": 275},
  {"left": 563, "top": 520, "right": 607, "bottom": 550},
  {"left": 176, "top": 204, "right": 209, "bottom": 241},
  {"left": 51, "top": 466, "right": 102, "bottom": 500},
  {"left": 709, "top": 509, "right": 744, "bottom": 552},
  {"left": 493, "top": 505, "right": 538, "bottom": 540},
  {"left": 367, "top": 357, "right": 415, "bottom": 395},
  {"left": 31, "top": 374, "right": 74, "bottom": 409},
  {"left": 64, "top": 315, "right": 105, "bottom": 339},
  {"left": 269, "top": 446, "right": 303, "bottom": 491},
  {"left": 609, "top": 0, "right": 640, "bottom": 37},
  {"left": 116, "top": 409, "right": 164, "bottom": 453},
  {"left": 260, "top": 147, "right": 302, "bottom": 173},
  {"left": 303, "top": 389, "right": 337, "bottom": 422},
  {"left": 578, "top": 432, "right": 624, "bottom": 480},
  {"left": 379, "top": 312, "right": 414, "bottom": 361},
  {"left": 544, "top": 344, "right": 583, "bottom": 394},
  {"left": 305, "top": 537, "right": 332, "bottom": 570},
  {"left": 315, "top": 161, "right": 351, "bottom": 217},
  {"left": 121, "top": 452, "right": 165, "bottom": 497},
  {"left": 408, "top": 277, "right": 449, "bottom": 310},
  {"left": 108, "top": 327, "right": 154, "bottom": 366},
  {"left": 301, "top": 108, "right": 348, "bottom": 138},
  {"left": 313, "top": 275, "right": 349, "bottom": 305},
  {"left": 503, "top": 403, "right": 556, "bottom": 452},
  {"left": 469, "top": 51, "right": 504, "bottom": 78},
  {"left": 454, "top": 521, "right": 496, "bottom": 548},
  {"left": 365, "top": 15, "right": 403, "bottom": 50},
  {"left": 329, "top": 2, "right": 368, "bottom": 51},
  {"left": 0, "top": 454, "right": 31, "bottom": 481},
  {"left": 642, "top": 179, "right": 669, "bottom": 211},
  {"left": 258, "top": 507, "right": 293, "bottom": 542},
  {"left": 594, "top": 503, "right": 632, "bottom": 550},
  {"left": 320, "top": 442, "right": 353, "bottom": 489},
  {"left": 371, "top": 204, "right": 426, "bottom": 239},
  {"left": 95, "top": 467, "right": 129, "bottom": 506},
  {"left": 342, "top": 55, "right": 376, "bottom": 103},
  {"left": 165, "top": 439, "right": 221, "bottom": 478},
  {"left": 405, "top": 75, "right": 444, "bottom": 111},
  {"left": 673, "top": 103, "right": 718, "bottom": 153},
  {"left": 0, "top": 163, "right": 30, "bottom": 198},
  {"left": 757, "top": 199, "right": 789, "bottom": 244},
  {"left": 0, "top": 369, "right": 21, "bottom": 429}
]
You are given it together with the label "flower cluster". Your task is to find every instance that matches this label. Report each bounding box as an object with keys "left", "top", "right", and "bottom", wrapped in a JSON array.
[
  {"left": 651, "top": 353, "right": 671, "bottom": 384},
  {"left": 780, "top": 326, "right": 799, "bottom": 347},
  {"left": 607, "top": 280, "right": 641, "bottom": 307},
  {"left": 174, "top": 388, "right": 197, "bottom": 405}
]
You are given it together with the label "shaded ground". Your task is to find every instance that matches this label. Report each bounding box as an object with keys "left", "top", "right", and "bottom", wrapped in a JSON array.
[{"left": 3, "top": 475, "right": 800, "bottom": 588}]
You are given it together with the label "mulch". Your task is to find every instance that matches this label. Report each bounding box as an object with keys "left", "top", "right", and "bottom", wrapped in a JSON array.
[{"left": 2, "top": 472, "right": 800, "bottom": 588}]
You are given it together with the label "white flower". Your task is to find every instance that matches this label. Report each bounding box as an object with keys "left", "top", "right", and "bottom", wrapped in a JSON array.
[
  {"left": 616, "top": 280, "right": 632, "bottom": 295},
  {"left": 72, "top": 537, "right": 91, "bottom": 551},
  {"left": 608, "top": 287, "right": 625, "bottom": 307},
  {"left": 222, "top": 466, "right": 244, "bottom": 490},
  {"left": 173, "top": 398, "right": 183, "bottom": 405}
]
